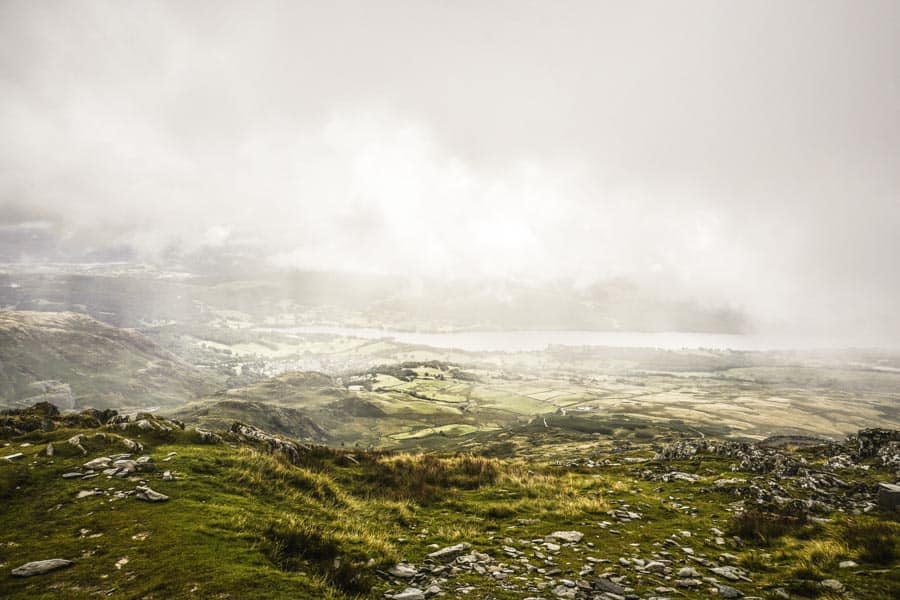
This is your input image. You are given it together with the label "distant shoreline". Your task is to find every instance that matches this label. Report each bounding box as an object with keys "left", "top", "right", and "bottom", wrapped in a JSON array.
[{"left": 254, "top": 326, "right": 898, "bottom": 353}]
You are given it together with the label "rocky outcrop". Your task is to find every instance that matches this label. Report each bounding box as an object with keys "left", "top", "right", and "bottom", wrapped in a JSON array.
[
  {"left": 228, "top": 422, "right": 308, "bottom": 464},
  {"left": 849, "top": 428, "right": 900, "bottom": 459}
]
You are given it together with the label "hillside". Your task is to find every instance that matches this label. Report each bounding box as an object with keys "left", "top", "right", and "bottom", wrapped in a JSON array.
[
  {"left": 0, "top": 311, "right": 220, "bottom": 410},
  {"left": 0, "top": 405, "right": 898, "bottom": 599},
  {"left": 167, "top": 359, "right": 900, "bottom": 454},
  {"left": 170, "top": 399, "right": 329, "bottom": 442}
]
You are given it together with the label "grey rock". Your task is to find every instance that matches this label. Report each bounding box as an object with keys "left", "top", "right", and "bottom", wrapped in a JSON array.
[
  {"left": 121, "top": 438, "right": 143, "bottom": 452},
  {"left": 2, "top": 453, "right": 24, "bottom": 460},
  {"left": 393, "top": 587, "right": 425, "bottom": 600},
  {"left": 388, "top": 563, "right": 418, "bottom": 578},
  {"left": 552, "top": 584, "right": 576, "bottom": 598},
  {"left": 717, "top": 583, "right": 744, "bottom": 598},
  {"left": 134, "top": 485, "right": 168, "bottom": 502},
  {"left": 711, "top": 565, "right": 745, "bottom": 581},
  {"left": 549, "top": 530, "right": 584, "bottom": 543},
  {"left": 643, "top": 560, "right": 667, "bottom": 573},
  {"left": 67, "top": 434, "right": 88, "bottom": 455},
  {"left": 61, "top": 472, "right": 82, "bottom": 479},
  {"left": 427, "top": 543, "right": 469, "bottom": 562},
  {"left": 820, "top": 579, "right": 844, "bottom": 592},
  {"left": 11, "top": 558, "right": 73, "bottom": 577},
  {"left": 594, "top": 577, "right": 626, "bottom": 595},
  {"left": 83, "top": 457, "right": 111, "bottom": 470}
]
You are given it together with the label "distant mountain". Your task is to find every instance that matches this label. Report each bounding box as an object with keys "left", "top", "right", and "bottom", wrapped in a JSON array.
[
  {"left": 0, "top": 310, "right": 220, "bottom": 410},
  {"left": 0, "top": 265, "right": 748, "bottom": 333}
]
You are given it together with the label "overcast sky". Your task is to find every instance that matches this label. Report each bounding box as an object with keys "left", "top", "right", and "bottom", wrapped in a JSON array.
[{"left": 1, "top": 1, "right": 898, "bottom": 341}]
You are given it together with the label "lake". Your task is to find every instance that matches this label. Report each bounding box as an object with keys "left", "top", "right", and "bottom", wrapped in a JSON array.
[{"left": 258, "top": 326, "right": 872, "bottom": 353}]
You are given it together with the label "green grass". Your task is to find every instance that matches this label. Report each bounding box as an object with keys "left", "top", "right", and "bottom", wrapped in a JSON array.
[{"left": 1, "top": 420, "right": 899, "bottom": 599}]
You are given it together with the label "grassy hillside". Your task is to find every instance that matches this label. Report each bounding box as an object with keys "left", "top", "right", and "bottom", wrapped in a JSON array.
[
  {"left": 0, "top": 311, "right": 221, "bottom": 410},
  {"left": 0, "top": 406, "right": 898, "bottom": 599},
  {"left": 168, "top": 358, "right": 900, "bottom": 456}
]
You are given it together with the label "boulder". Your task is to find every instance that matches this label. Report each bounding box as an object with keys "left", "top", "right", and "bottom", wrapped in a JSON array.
[
  {"left": 11, "top": 558, "right": 73, "bottom": 577},
  {"left": 877, "top": 482, "right": 900, "bottom": 512}
]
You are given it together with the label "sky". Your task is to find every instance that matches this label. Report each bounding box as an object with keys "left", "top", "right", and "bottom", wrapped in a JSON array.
[{"left": 0, "top": 1, "right": 898, "bottom": 341}]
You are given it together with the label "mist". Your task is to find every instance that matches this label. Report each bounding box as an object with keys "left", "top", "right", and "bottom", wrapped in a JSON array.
[{"left": 1, "top": 1, "right": 898, "bottom": 344}]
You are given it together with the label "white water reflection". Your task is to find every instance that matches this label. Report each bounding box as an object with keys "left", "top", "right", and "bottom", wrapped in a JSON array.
[{"left": 259, "top": 327, "right": 889, "bottom": 353}]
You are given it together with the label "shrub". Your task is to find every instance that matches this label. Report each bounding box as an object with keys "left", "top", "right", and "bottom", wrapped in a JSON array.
[
  {"left": 843, "top": 519, "right": 899, "bottom": 565},
  {"left": 366, "top": 453, "right": 501, "bottom": 502},
  {"left": 261, "top": 514, "right": 396, "bottom": 594},
  {"left": 0, "top": 465, "right": 28, "bottom": 499},
  {"left": 730, "top": 505, "right": 807, "bottom": 545}
]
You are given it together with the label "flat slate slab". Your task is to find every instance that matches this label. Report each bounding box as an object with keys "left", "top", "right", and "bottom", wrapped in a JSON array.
[{"left": 11, "top": 559, "right": 73, "bottom": 577}]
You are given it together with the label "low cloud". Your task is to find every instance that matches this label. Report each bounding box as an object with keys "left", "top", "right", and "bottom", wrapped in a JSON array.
[{"left": 1, "top": 1, "right": 898, "bottom": 343}]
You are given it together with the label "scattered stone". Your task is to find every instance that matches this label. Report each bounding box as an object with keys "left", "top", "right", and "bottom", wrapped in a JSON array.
[
  {"left": 121, "top": 438, "right": 143, "bottom": 452},
  {"left": 716, "top": 583, "right": 744, "bottom": 598},
  {"left": 820, "top": 579, "right": 844, "bottom": 593},
  {"left": 549, "top": 530, "right": 584, "bottom": 543},
  {"left": 2, "top": 453, "right": 24, "bottom": 460},
  {"left": 67, "top": 434, "right": 88, "bottom": 455},
  {"left": 83, "top": 457, "right": 111, "bottom": 470},
  {"left": 11, "top": 558, "right": 73, "bottom": 577},
  {"left": 711, "top": 565, "right": 746, "bottom": 581},
  {"left": 134, "top": 485, "right": 168, "bottom": 502},
  {"left": 838, "top": 560, "right": 858, "bottom": 569},
  {"left": 388, "top": 563, "right": 418, "bottom": 578},
  {"left": 594, "top": 577, "right": 626, "bottom": 595},
  {"left": 61, "top": 472, "right": 82, "bottom": 479},
  {"left": 392, "top": 588, "right": 425, "bottom": 600},
  {"left": 427, "top": 543, "right": 469, "bottom": 562},
  {"left": 643, "top": 560, "right": 666, "bottom": 573}
]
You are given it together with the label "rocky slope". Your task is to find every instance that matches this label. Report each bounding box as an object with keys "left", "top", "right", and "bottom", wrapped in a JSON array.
[{"left": 0, "top": 404, "right": 898, "bottom": 599}]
